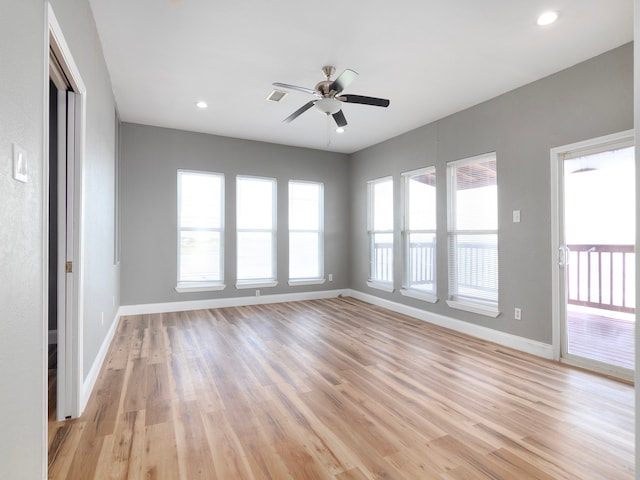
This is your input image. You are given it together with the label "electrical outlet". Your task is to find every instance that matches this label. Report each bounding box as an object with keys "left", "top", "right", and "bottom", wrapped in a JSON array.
[
  {"left": 514, "top": 307, "right": 522, "bottom": 320},
  {"left": 328, "top": 273, "right": 333, "bottom": 282},
  {"left": 101, "top": 312, "right": 104, "bottom": 325},
  {"left": 256, "top": 289, "right": 260, "bottom": 297}
]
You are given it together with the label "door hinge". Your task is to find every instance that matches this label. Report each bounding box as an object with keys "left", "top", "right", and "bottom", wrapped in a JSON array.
[{"left": 65, "top": 261, "right": 72, "bottom": 273}]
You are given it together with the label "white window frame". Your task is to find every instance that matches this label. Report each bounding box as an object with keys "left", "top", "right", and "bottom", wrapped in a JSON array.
[
  {"left": 446, "top": 152, "right": 500, "bottom": 317},
  {"left": 235, "top": 175, "right": 278, "bottom": 289},
  {"left": 288, "top": 180, "right": 326, "bottom": 286},
  {"left": 176, "top": 169, "right": 225, "bottom": 293},
  {"left": 401, "top": 166, "right": 437, "bottom": 303},
  {"left": 367, "top": 176, "right": 394, "bottom": 292}
]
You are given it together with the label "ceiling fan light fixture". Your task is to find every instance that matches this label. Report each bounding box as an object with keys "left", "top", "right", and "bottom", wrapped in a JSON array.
[{"left": 315, "top": 97, "right": 342, "bottom": 115}]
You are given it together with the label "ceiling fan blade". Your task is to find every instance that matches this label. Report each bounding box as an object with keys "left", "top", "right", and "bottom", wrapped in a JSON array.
[
  {"left": 283, "top": 101, "right": 316, "bottom": 123},
  {"left": 338, "top": 94, "right": 390, "bottom": 107},
  {"left": 330, "top": 69, "right": 358, "bottom": 94},
  {"left": 332, "top": 110, "right": 347, "bottom": 127},
  {"left": 272, "top": 82, "right": 319, "bottom": 96}
]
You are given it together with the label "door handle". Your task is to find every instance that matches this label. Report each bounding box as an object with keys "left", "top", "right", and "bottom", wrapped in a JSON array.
[{"left": 558, "top": 246, "right": 569, "bottom": 267}]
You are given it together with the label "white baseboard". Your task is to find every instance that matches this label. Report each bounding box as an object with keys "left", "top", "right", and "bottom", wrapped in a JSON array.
[
  {"left": 80, "top": 310, "right": 121, "bottom": 413},
  {"left": 347, "top": 289, "right": 553, "bottom": 359},
  {"left": 118, "top": 289, "right": 351, "bottom": 316}
]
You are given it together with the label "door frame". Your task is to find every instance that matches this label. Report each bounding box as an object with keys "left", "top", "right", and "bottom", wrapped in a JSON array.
[
  {"left": 46, "top": 3, "right": 86, "bottom": 420},
  {"left": 550, "top": 129, "right": 634, "bottom": 380}
]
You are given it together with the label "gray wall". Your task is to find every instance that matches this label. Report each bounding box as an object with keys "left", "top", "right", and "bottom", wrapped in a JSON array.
[
  {"left": 120, "top": 124, "right": 350, "bottom": 305},
  {"left": 350, "top": 43, "right": 633, "bottom": 344},
  {"left": 0, "top": 2, "right": 47, "bottom": 478},
  {"left": 0, "top": 1, "right": 119, "bottom": 477}
]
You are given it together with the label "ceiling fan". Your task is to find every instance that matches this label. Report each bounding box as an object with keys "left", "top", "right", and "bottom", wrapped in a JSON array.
[{"left": 273, "top": 66, "right": 390, "bottom": 128}]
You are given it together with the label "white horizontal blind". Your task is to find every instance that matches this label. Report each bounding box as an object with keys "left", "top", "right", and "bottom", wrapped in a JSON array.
[
  {"left": 402, "top": 167, "right": 436, "bottom": 294},
  {"left": 368, "top": 177, "right": 394, "bottom": 284},
  {"left": 237, "top": 176, "right": 276, "bottom": 282},
  {"left": 289, "top": 180, "right": 324, "bottom": 280},
  {"left": 447, "top": 153, "right": 498, "bottom": 305},
  {"left": 177, "top": 170, "right": 224, "bottom": 284}
]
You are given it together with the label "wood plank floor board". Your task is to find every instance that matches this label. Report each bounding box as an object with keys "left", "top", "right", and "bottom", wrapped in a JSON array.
[{"left": 48, "top": 297, "right": 634, "bottom": 479}]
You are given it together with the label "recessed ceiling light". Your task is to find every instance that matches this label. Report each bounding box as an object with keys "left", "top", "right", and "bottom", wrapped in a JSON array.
[
  {"left": 336, "top": 127, "right": 345, "bottom": 134},
  {"left": 196, "top": 101, "right": 208, "bottom": 109},
  {"left": 537, "top": 11, "right": 559, "bottom": 26}
]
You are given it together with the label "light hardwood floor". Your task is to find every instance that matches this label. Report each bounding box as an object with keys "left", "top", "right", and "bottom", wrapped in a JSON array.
[{"left": 48, "top": 297, "right": 634, "bottom": 479}]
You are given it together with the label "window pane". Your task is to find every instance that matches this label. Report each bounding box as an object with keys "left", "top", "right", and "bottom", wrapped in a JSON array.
[
  {"left": 179, "top": 231, "right": 221, "bottom": 282},
  {"left": 237, "top": 231, "right": 273, "bottom": 280},
  {"left": 449, "top": 233, "right": 498, "bottom": 302},
  {"left": 406, "top": 232, "right": 436, "bottom": 293},
  {"left": 454, "top": 159, "right": 497, "bottom": 230},
  {"left": 237, "top": 177, "right": 274, "bottom": 230},
  {"left": 289, "top": 182, "right": 321, "bottom": 230},
  {"left": 289, "top": 232, "right": 320, "bottom": 279},
  {"left": 179, "top": 173, "right": 222, "bottom": 228},
  {"left": 372, "top": 232, "right": 393, "bottom": 282},
  {"left": 448, "top": 155, "right": 498, "bottom": 306},
  {"left": 289, "top": 181, "right": 323, "bottom": 281},
  {"left": 407, "top": 172, "right": 436, "bottom": 230},
  {"left": 177, "top": 171, "right": 224, "bottom": 286},
  {"left": 373, "top": 179, "right": 393, "bottom": 231}
]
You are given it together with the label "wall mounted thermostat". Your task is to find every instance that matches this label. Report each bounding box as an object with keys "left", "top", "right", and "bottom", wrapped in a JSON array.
[{"left": 12, "top": 143, "right": 28, "bottom": 183}]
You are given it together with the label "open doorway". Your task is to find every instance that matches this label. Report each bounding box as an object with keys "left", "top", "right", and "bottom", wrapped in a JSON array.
[
  {"left": 551, "top": 130, "right": 635, "bottom": 381},
  {"left": 48, "top": 5, "right": 85, "bottom": 422}
]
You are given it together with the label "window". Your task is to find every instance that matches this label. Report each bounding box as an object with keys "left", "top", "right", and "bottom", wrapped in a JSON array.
[
  {"left": 367, "top": 176, "right": 394, "bottom": 291},
  {"left": 447, "top": 153, "right": 499, "bottom": 316},
  {"left": 176, "top": 170, "right": 224, "bottom": 292},
  {"left": 289, "top": 181, "right": 324, "bottom": 285},
  {"left": 401, "top": 167, "right": 437, "bottom": 302},
  {"left": 236, "top": 176, "right": 277, "bottom": 287}
]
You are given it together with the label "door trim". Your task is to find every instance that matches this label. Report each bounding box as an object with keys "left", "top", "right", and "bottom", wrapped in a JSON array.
[
  {"left": 47, "top": 3, "right": 87, "bottom": 420},
  {"left": 550, "top": 129, "right": 634, "bottom": 380}
]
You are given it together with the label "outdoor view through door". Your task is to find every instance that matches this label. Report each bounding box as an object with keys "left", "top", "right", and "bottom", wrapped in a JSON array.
[{"left": 562, "top": 143, "right": 635, "bottom": 372}]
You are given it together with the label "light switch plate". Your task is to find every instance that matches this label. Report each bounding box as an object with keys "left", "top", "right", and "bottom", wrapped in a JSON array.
[
  {"left": 12, "top": 143, "right": 28, "bottom": 183},
  {"left": 512, "top": 209, "right": 521, "bottom": 223}
]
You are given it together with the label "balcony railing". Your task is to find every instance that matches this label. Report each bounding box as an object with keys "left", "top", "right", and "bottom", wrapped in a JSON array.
[
  {"left": 372, "top": 242, "right": 393, "bottom": 283},
  {"left": 566, "top": 244, "right": 635, "bottom": 314},
  {"left": 373, "top": 242, "right": 635, "bottom": 315},
  {"left": 372, "top": 241, "right": 436, "bottom": 287}
]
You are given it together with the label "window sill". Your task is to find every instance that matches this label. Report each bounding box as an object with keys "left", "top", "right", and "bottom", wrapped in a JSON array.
[
  {"left": 175, "top": 282, "right": 225, "bottom": 293},
  {"left": 288, "top": 278, "right": 327, "bottom": 287},
  {"left": 446, "top": 299, "right": 500, "bottom": 318},
  {"left": 235, "top": 280, "right": 278, "bottom": 290},
  {"left": 400, "top": 288, "right": 437, "bottom": 304},
  {"left": 367, "top": 280, "right": 394, "bottom": 293}
]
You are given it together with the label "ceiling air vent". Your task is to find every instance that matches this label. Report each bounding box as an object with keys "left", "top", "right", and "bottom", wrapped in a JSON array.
[{"left": 266, "top": 89, "right": 287, "bottom": 102}]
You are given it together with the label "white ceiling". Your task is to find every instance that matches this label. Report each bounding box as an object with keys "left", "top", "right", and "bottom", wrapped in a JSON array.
[{"left": 88, "top": 0, "right": 633, "bottom": 154}]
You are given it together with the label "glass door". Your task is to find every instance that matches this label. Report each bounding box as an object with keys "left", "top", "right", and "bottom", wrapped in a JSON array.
[{"left": 555, "top": 134, "right": 635, "bottom": 379}]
